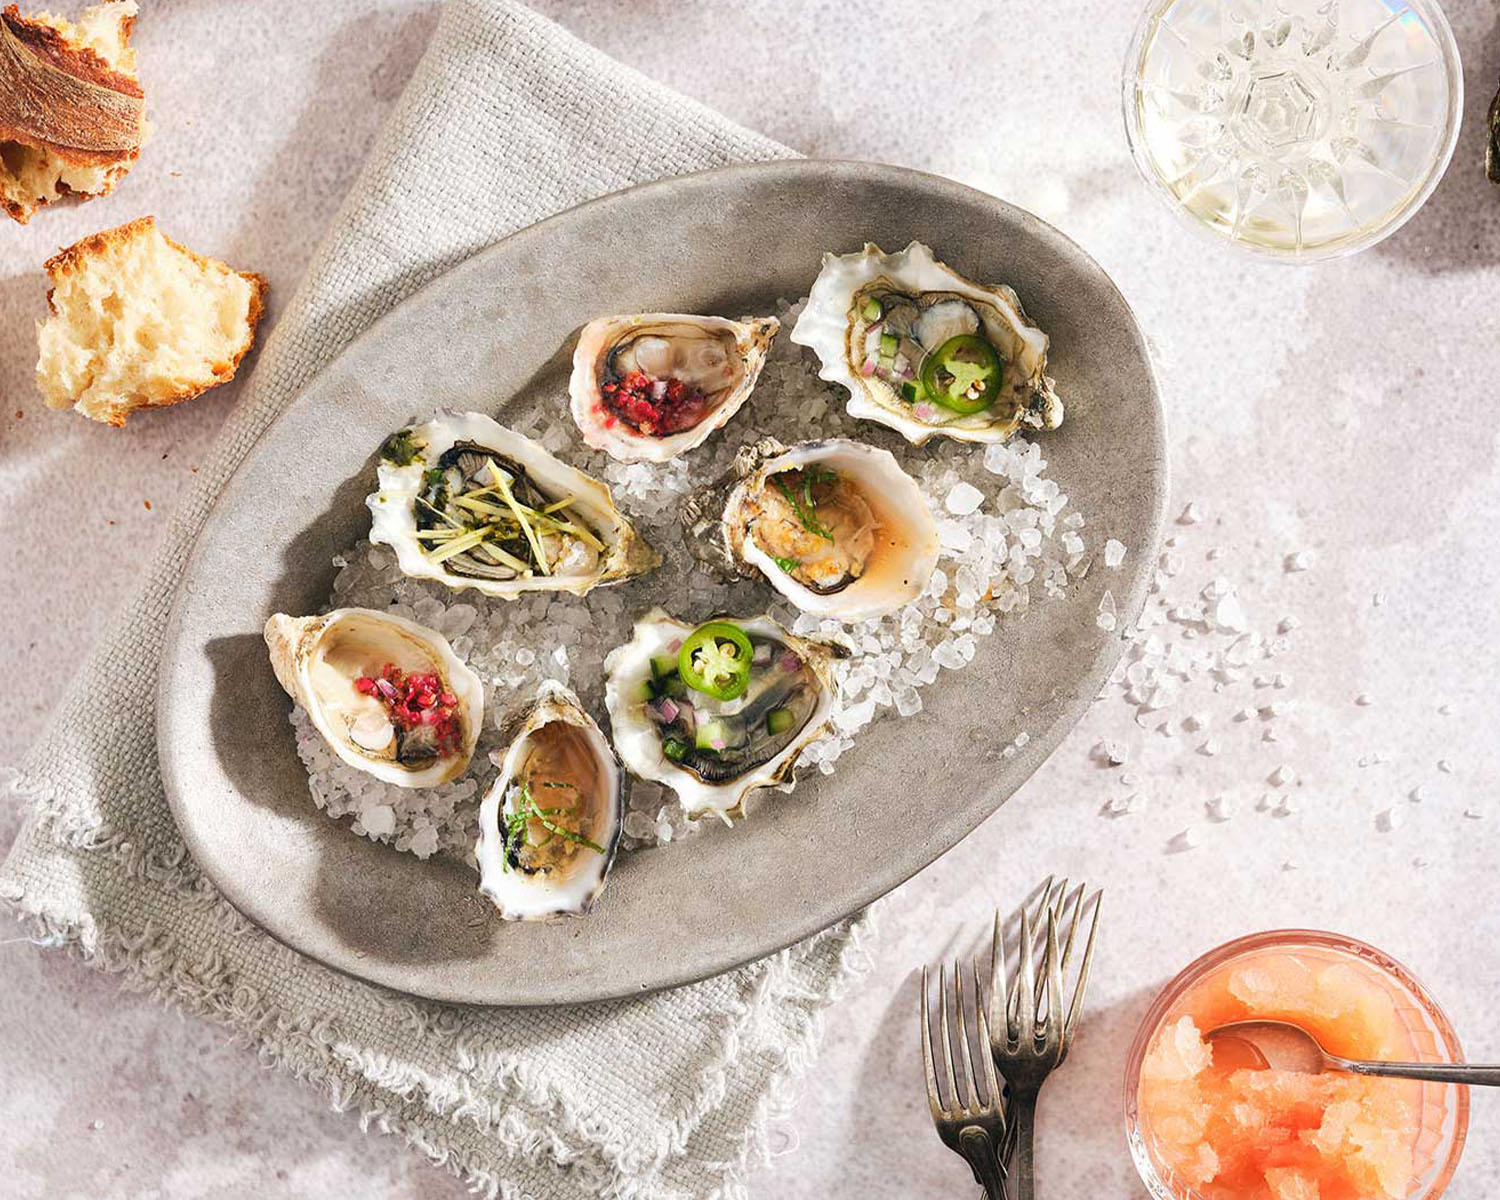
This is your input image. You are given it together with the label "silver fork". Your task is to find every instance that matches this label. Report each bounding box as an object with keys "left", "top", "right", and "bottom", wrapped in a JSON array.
[
  {"left": 988, "top": 879, "right": 1103, "bottom": 1199},
  {"left": 921, "top": 959, "right": 1009, "bottom": 1199}
]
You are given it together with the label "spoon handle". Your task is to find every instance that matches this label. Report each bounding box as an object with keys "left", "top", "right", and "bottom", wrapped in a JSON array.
[{"left": 1340, "top": 1059, "right": 1500, "bottom": 1087}]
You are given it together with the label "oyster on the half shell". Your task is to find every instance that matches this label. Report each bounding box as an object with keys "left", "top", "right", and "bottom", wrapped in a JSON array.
[
  {"left": 684, "top": 437, "right": 940, "bottom": 622},
  {"left": 476, "top": 681, "right": 623, "bottom": 921},
  {"left": 791, "top": 241, "right": 1063, "bottom": 445},
  {"left": 603, "top": 609, "right": 839, "bottom": 820},
  {"left": 569, "top": 312, "right": 779, "bottom": 463},
  {"left": 367, "top": 410, "right": 659, "bottom": 600},
  {"left": 265, "top": 607, "right": 484, "bottom": 789}
]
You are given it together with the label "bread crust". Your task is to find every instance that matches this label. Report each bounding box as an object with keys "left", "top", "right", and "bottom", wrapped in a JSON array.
[
  {"left": 40, "top": 216, "right": 269, "bottom": 427},
  {"left": 0, "top": 1, "right": 146, "bottom": 223}
]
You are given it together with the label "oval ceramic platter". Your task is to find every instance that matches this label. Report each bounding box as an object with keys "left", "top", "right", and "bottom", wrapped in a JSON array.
[{"left": 158, "top": 161, "right": 1166, "bottom": 1006}]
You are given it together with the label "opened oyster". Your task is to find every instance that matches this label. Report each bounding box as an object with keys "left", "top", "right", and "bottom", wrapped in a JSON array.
[
  {"left": 569, "top": 312, "right": 779, "bottom": 462},
  {"left": 791, "top": 242, "right": 1063, "bottom": 445},
  {"left": 604, "top": 610, "right": 838, "bottom": 820},
  {"left": 367, "top": 410, "right": 659, "bottom": 599},
  {"left": 686, "top": 438, "right": 940, "bottom": 621},
  {"left": 265, "top": 608, "right": 483, "bottom": 789},
  {"left": 475, "top": 681, "right": 623, "bottom": 921}
]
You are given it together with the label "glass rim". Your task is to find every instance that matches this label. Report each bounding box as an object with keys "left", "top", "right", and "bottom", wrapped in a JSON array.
[
  {"left": 1120, "top": 0, "right": 1466, "bottom": 264},
  {"left": 1122, "top": 927, "right": 1471, "bottom": 1199}
]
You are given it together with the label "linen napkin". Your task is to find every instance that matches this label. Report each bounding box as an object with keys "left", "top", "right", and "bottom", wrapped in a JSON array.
[{"left": 0, "top": 3, "right": 872, "bottom": 1196}]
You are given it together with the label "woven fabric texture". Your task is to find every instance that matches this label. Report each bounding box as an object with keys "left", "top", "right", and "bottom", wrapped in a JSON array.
[{"left": 0, "top": 3, "right": 869, "bottom": 1196}]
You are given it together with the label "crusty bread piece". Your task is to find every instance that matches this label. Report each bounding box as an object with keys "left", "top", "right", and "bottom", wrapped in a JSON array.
[
  {"left": 0, "top": 0, "right": 148, "bottom": 223},
  {"left": 37, "top": 216, "right": 268, "bottom": 427}
]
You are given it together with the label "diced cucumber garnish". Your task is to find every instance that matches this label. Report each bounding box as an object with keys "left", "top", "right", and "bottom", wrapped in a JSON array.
[
  {"left": 695, "top": 719, "right": 728, "bottom": 751},
  {"left": 663, "top": 737, "right": 689, "bottom": 762},
  {"left": 650, "top": 652, "right": 679, "bottom": 680},
  {"left": 639, "top": 679, "right": 657, "bottom": 702},
  {"left": 899, "top": 380, "right": 925, "bottom": 404},
  {"left": 766, "top": 707, "right": 796, "bottom": 736},
  {"left": 862, "top": 297, "right": 883, "bottom": 322},
  {"left": 879, "top": 332, "right": 899, "bottom": 357}
]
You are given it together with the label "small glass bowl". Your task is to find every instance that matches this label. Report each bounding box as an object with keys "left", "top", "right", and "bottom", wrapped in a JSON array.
[
  {"left": 1122, "top": 0, "right": 1464, "bottom": 262},
  {"left": 1123, "top": 929, "right": 1469, "bottom": 1199}
]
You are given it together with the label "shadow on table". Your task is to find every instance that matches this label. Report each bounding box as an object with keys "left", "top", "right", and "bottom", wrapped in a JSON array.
[{"left": 1374, "top": 6, "right": 1500, "bottom": 277}]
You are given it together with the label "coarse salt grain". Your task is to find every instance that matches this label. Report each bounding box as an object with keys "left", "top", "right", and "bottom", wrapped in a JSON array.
[{"left": 1104, "top": 539, "right": 1127, "bottom": 568}]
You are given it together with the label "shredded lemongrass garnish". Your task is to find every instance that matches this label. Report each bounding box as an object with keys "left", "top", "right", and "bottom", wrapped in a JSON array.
[{"left": 486, "top": 461, "right": 551, "bottom": 576}]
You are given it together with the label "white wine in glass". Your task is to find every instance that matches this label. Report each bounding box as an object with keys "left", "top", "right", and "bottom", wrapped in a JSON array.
[{"left": 1123, "top": 0, "right": 1462, "bottom": 260}]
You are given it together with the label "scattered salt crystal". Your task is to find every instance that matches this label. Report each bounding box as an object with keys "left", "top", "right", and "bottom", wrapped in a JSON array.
[
  {"left": 363, "top": 805, "right": 396, "bottom": 837},
  {"left": 1281, "top": 861, "right": 1298, "bottom": 872},
  {"left": 1206, "top": 547, "right": 1224, "bottom": 560},
  {"left": 1464, "top": 808, "right": 1484, "bottom": 820},
  {"left": 1269, "top": 765, "right": 1294, "bottom": 787},
  {"left": 1200, "top": 739, "right": 1220, "bottom": 756},
  {"left": 1409, "top": 786, "right": 1426, "bottom": 803},
  {"left": 1121, "top": 772, "right": 1141, "bottom": 786},
  {"left": 1096, "top": 590, "right": 1118, "bottom": 633},
  {"left": 1159, "top": 553, "right": 1184, "bottom": 576},
  {"left": 409, "top": 826, "right": 440, "bottom": 859},
  {"left": 1376, "top": 808, "right": 1402, "bottom": 833},
  {"left": 1354, "top": 693, "right": 1374, "bottom": 707},
  {"left": 515, "top": 647, "right": 536, "bottom": 667},
  {"left": 1234, "top": 707, "right": 1256, "bottom": 722},
  {"left": 1103, "top": 794, "right": 1134, "bottom": 817},
  {"left": 1438, "top": 760, "right": 1454, "bottom": 774},
  {"left": 1437, "top": 703, "right": 1453, "bottom": 716},
  {"left": 1166, "top": 829, "right": 1196, "bottom": 853},
  {"left": 1273, "top": 795, "right": 1296, "bottom": 817},
  {"left": 1372, "top": 591, "right": 1386, "bottom": 607},
  {"left": 1178, "top": 502, "right": 1202, "bottom": 525},
  {"left": 1211, "top": 594, "right": 1248, "bottom": 634},
  {"left": 1206, "top": 796, "right": 1232, "bottom": 822},
  {"left": 1256, "top": 793, "right": 1274, "bottom": 812},
  {"left": 1104, "top": 539, "right": 1127, "bottom": 569},
  {"left": 944, "top": 481, "right": 984, "bottom": 516},
  {"left": 1277, "top": 616, "right": 1300, "bottom": 634}
]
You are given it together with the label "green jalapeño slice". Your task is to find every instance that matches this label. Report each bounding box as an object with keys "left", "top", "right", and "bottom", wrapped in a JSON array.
[
  {"left": 919, "top": 333, "right": 1003, "bottom": 415},
  {"left": 678, "top": 621, "right": 754, "bottom": 701}
]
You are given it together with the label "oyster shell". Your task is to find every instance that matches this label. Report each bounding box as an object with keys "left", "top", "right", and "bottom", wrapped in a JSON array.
[
  {"left": 690, "top": 437, "right": 940, "bottom": 621},
  {"left": 475, "top": 681, "right": 623, "bottom": 920},
  {"left": 791, "top": 242, "right": 1064, "bottom": 445},
  {"left": 367, "top": 410, "right": 660, "bottom": 599},
  {"left": 569, "top": 312, "right": 779, "bottom": 462},
  {"left": 603, "top": 609, "right": 839, "bottom": 820},
  {"left": 265, "top": 607, "right": 484, "bottom": 789}
]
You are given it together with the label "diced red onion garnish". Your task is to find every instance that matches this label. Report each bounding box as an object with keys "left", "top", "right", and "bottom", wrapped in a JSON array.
[
  {"left": 658, "top": 697, "right": 680, "bottom": 723},
  {"left": 778, "top": 651, "right": 802, "bottom": 672},
  {"left": 710, "top": 738, "right": 726, "bottom": 751},
  {"left": 860, "top": 358, "right": 877, "bottom": 376},
  {"left": 752, "top": 642, "right": 772, "bottom": 665},
  {"left": 667, "top": 638, "right": 682, "bottom": 652}
]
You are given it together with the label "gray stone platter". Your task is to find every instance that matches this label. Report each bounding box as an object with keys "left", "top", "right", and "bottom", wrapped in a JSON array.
[{"left": 157, "top": 161, "right": 1166, "bottom": 1007}]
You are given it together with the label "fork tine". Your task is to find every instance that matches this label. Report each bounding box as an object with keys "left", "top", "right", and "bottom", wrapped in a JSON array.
[
  {"left": 973, "top": 953, "right": 1001, "bottom": 1112},
  {"left": 989, "top": 907, "right": 1009, "bottom": 1046},
  {"left": 1010, "top": 874, "right": 1052, "bottom": 1027},
  {"left": 921, "top": 965, "right": 943, "bottom": 1119},
  {"left": 1057, "top": 882, "right": 1083, "bottom": 983},
  {"left": 938, "top": 963, "right": 961, "bottom": 1111},
  {"left": 953, "top": 959, "right": 978, "bottom": 1113},
  {"left": 1017, "top": 900, "right": 1037, "bottom": 1039},
  {"left": 1042, "top": 904, "right": 1064, "bottom": 1050},
  {"left": 1065, "top": 890, "right": 1104, "bottom": 1041}
]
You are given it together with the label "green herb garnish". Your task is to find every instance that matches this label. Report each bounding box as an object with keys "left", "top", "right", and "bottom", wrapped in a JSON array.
[
  {"left": 775, "top": 467, "right": 836, "bottom": 543},
  {"left": 379, "top": 429, "right": 423, "bottom": 466},
  {"left": 770, "top": 555, "right": 801, "bottom": 574},
  {"left": 502, "top": 779, "right": 605, "bottom": 871}
]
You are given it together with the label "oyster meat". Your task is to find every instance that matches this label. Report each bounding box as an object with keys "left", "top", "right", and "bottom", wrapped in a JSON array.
[
  {"left": 570, "top": 312, "right": 779, "bottom": 462},
  {"left": 604, "top": 609, "right": 838, "bottom": 820},
  {"left": 791, "top": 242, "right": 1064, "bottom": 445},
  {"left": 265, "top": 607, "right": 484, "bottom": 789},
  {"left": 476, "top": 681, "right": 623, "bottom": 920},
  {"left": 704, "top": 438, "right": 939, "bottom": 621},
  {"left": 367, "top": 410, "right": 660, "bottom": 599}
]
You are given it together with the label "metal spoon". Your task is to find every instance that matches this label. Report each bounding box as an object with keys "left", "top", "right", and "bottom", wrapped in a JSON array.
[{"left": 1207, "top": 1020, "right": 1500, "bottom": 1087}]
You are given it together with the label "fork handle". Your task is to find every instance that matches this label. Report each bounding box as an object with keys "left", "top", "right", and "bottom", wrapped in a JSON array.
[
  {"left": 1008, "top": 1094, "right": 1037, "bottom": 1200},
  {"left": 956, "top": 1125, "right": 1008, "bottom": 1200}
]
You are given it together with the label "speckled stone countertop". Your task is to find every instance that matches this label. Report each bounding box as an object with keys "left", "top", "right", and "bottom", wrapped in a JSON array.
[{"left": 4, "top": 2, "right": 1499, "bottom": 1196}]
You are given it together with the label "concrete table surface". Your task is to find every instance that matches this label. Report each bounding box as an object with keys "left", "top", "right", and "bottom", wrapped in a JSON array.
[{"left": 3, "top": 2, "right": 1499, "bottom": 1197}]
